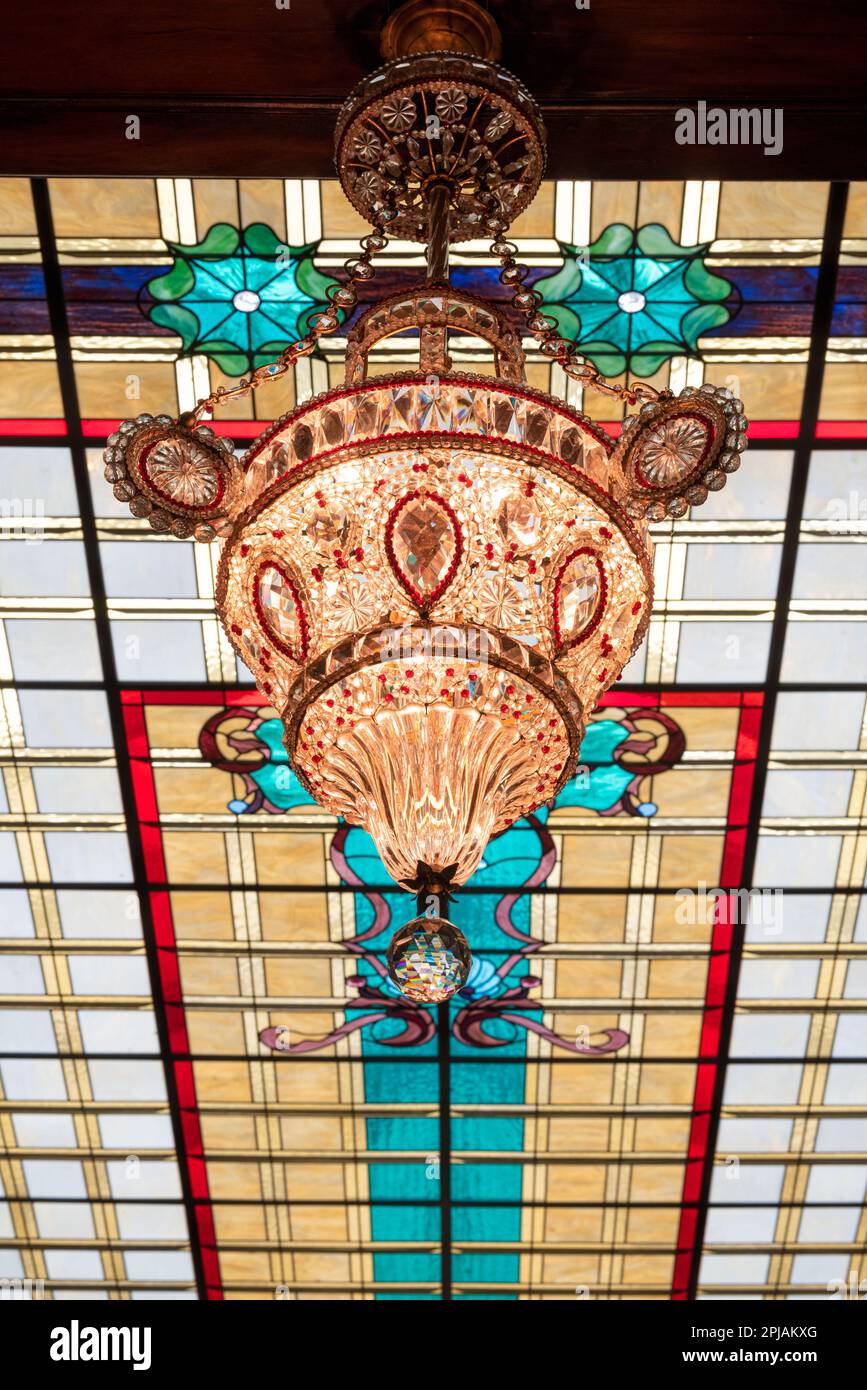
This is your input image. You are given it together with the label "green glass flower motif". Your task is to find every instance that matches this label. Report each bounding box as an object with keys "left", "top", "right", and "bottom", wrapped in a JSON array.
[
  {"left": 144, "top": 223, "right": 338, "bottom": 377},
  {"left": 534, "top": 223, "right": 735, "bottom": 378}
]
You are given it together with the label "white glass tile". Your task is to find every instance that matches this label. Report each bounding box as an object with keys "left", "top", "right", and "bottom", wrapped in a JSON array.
[
  {"left": 0, "top": 890, "right": 33, "bottom": 938},
  {"left": 762, "top": 769, "right": 853, "bottom": 819},
  {"left": 723, "top": 1064, "right": 802, "bottom": 1104},
  {"left": 704, "top": 1206, "right": 778, "bottom": 1242},
  {"left": 782, "top": 621, "right": 867, "bottom": 682},
  {"left": 0, "top": 834, "right": 23, "bottom": 881},
  {"left": 709, "top": 1164, "right": 785, "bottom": 1204},
  {"left": 798, "top": 1207, "right": 860, "bottom": 1242},
  {"left": 699, "top": 1253, "right": 770, "bottom": 1285},
  {"left": 98, "top": 1114, "right": 174, "bottom": 1150},
  {"left": 0, "top": 541, "right": 89, "bottom": 597},
  {"left": 736, "top": 960, "right": 821, "bottom": 999},
  {"left": 107, "top": 1160, "right": 182, "bottom": 1201},
  {"left": 771, "top": 692, "right": 866, "bottom": 750},
  {"left": 716, "top": 1118, "right": 793, "bottom": 1154},
  {"left": 792, "top": 543, "right": 867, "bottom": 599},
  {"left": 100, "top": 540, "right": 198, "bottom": 599},
  {"left": 12, "top": 1113, "right": 77, "bottom": 1147},
  {"left": 19, "top": 689, "right": 112, "bottom": 750},
  {"left": 0, "top": 954, "right": 44, "bottom": 994},
  {"left": 23, "top": 1160, "right": 87, "bottom": 1199},
  {"left": 77, "top": 1010, "right": 158, "bottom": 1053},
  {"left": 831, "top": 1015, "right": 867, "bottom": 1058},
  {"left": 729, "top": 1013, "right": 811, "bottom": 1058},
  {"left": 68, "top": 957, "right": 151, "bottom": 997},
  {"left": 753, "top": 835, "right": 841, "bottom": 889},
  {"left": 33, "top": 1202, "right": 95, "bottom": 1239},
  {"left": 57, "top": 889, "right": 141, "bottom": 940},
  {"left": 825, "top": 1063, "right": 867, "bottom": 1103},
  {"left": 88, "top": 1060, "right": 167, "bottom": 1102},
  {"left": 804, "top": 1165, "right": 867, "bottom": 1203},
  {"left": 746, "top": 893, "right": 830, "bottom": 944},
  {"left": 45, "top": 832, "right": 133, "bottom": 884},
  {"left": 816, "top": 1118, "right": 867, "bottom": 1151},
  {"left": 115, "top": 1203, "right": 188, "bottom": 1241},
  {"left": 683, "top": 543, "right": 781, "bottom": 600},
  {"left": 44, "top": 1250, "right": 105, "bottom": 1281},
  {"left": 5, "top": 619, "right": 102, "bottom": 680},
  {"left": 803, "top": 449, "right": 867, "bottom": 520},
  {"left": 0, "top": 446, "right": 79, "bottom": 515},
  {"left": 790, "top": 1253, "right": 852, "bottom": 1285},
  {"left": 111, "top": 619, "right": 207, "bottom": 681},
  {"left": 701, "top": 449, "right": 792, "bottom": 520},
  {"left": 0, "top": 1059, "right": 67, "bottom": 1101},
  {"left": 124, "top": 1249, "right": 195, "bottom": 1281},
  {"left": 0, "top": 1009, "right": 56, "bottom": 1053},
  {"left": 843, "top": 960, "right": 867, "bottom": 999},
  {"left": 676, "top": 621, "right": 772, "bottom": 682},
  {"left": 32, "top": 766, "right": 123, "bottom": 814}
]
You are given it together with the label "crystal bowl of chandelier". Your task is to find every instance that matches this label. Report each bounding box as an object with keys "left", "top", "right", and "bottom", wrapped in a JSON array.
[{"left": 214, "top": 367, "right": 658, "bottom": 888}]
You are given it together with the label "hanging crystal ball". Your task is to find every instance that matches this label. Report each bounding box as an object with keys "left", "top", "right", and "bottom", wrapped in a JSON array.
[{"left": 386, "top": 916, "right": 472, "bottom": 1004}]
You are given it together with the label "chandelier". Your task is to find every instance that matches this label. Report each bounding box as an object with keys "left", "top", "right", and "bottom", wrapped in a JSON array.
[{"left": 104, "top": 0, "right": 747, "bottom": 1003}]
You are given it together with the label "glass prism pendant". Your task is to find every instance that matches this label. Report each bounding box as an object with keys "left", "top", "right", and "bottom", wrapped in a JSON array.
[{"left": 386, "top": 916, "right": 472, "bottom": 1004}]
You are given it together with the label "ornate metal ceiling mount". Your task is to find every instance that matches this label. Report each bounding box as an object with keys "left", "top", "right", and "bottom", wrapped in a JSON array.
[
  {"left": 335, "top": 1, "right": 546, "bottom": 247},
  {"left": 380, "top": 0, "right": 503, "bottom": 62}
]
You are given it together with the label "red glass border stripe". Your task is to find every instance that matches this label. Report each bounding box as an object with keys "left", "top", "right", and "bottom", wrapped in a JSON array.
[
  {"left": 121, "top": 690, "right": 223, "bottom": 1300},
  {"left": 4, "top": 419, "right": 867, "bottom": 442},
  {"left": 670, "top": 691, "right": 764, "bottom": 1299}
]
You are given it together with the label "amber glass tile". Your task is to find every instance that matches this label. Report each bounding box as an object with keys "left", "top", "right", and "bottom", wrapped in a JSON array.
[
  {"left": 0, "top": 361, "right": 63, "bottom": 417},
  {"left": 657, "top": 834, "right": 725, "bottom": 888},
  {"left": 556, "top": 893, "right": 628, "bottom": 942},
  {"left": 170, "top": 890, "right": 235, "bottom": 940},
  {"left": 716, "top": 181, "right": 828, "bottom": 238},
  {"left": 637, "top": 1063, "right": 697, "bottom": 1104},
  {"left": 49, "top": 177, "right": 162, "bottom": 237},
  {"left": 162, "top": 831, "right": 229, "bottom": 884},
  {"left": 642, "top": 1014, "right": 703, "bottom": 1058},
  {"left": 260, "top": 891, "right": 331, "bottom": 941},
  {"left": 544, "top": 1207, "right": 604, "bottom": 1242},
  {"left": 254, "top": 831, "right": 328, "bottom": 885},
  {"left": 0, "top": 177, "right": 37, "bottom": 232}
]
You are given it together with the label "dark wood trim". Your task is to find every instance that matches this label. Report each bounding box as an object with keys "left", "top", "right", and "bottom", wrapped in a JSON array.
[{"left": 2, "top": 102, "right": 865, "bottom": 179}]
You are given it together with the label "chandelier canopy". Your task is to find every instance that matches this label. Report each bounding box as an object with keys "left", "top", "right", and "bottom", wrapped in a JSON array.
[{"left": 104, "top": 0, "right": 747, "bottom": 997}]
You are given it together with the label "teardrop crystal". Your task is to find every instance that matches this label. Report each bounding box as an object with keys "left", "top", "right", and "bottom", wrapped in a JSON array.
[
  {"left": 556, "top": 550, "right": 602, "bottom": 643},
  {"left": 389, "top": 494, "right": 459, "bottom": 604},
  {"left": 257, "top": 565, "right": 305, "bottom": 659}
]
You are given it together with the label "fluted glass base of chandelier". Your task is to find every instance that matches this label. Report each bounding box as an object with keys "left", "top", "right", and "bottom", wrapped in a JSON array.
[{"left": 291, "top": 657, "right": 577, "bottom": 887}]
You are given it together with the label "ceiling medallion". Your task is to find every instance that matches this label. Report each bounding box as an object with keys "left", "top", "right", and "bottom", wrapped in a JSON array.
[{"left": 104, "top": 0, "right": 748, "bottom": 1005}]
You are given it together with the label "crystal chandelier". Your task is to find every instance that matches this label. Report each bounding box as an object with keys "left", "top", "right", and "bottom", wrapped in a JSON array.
[{"left": 104, "top": 0, "right": 747, "bottom": 1001}]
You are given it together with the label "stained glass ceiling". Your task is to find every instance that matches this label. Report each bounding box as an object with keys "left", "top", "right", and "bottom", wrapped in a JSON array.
[{"left": 0, "top": 175, "right": 866, "bottom": 1300}]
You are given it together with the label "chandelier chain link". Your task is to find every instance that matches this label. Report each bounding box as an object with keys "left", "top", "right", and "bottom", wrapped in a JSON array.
[
  {"left": 489, "top": 237, "right": 668, "bottom": 407},
  {"left": 179, "top": 222, "right": 395, "bottom": 427}
]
